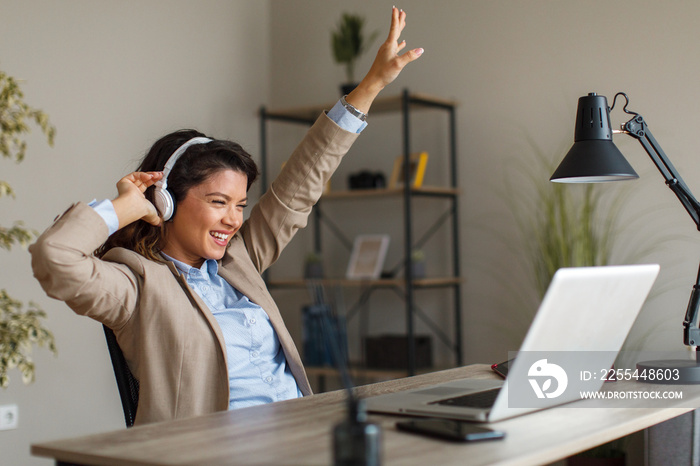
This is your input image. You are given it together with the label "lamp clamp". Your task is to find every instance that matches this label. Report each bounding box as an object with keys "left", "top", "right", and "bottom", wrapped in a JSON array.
[{"left": 684, "top": 285, "right": 700, "bottom": 347}]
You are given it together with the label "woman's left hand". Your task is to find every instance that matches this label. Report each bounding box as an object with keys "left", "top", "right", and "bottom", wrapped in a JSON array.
[{"left": 346, "top": 7, "right": 424, "bottom": 114}]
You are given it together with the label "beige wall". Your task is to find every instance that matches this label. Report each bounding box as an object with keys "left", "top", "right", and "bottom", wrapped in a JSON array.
[
  {"left": 3, "top": 0, "right": 700, "bottom": 463},
  {"left": 268, "top": 0, "right": 700, "bottom": 366},
  {"left": 0, "top": 1, "right": 269, "bottom": 464}
]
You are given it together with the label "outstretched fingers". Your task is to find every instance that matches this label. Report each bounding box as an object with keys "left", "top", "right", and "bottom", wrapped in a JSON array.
[
  {"left": 387, "top": 7, "right": 407, "bottom": 43},
  {"left": 345, "top": 6, "right": 423, "bottom": 112},
  {"left": 387, "top": 7, "right": 422, "bottom": 68}
]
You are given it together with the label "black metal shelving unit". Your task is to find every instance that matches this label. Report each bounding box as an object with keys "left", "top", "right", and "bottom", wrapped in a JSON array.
[{"left": 259, "top": 89, "right": 462, "bottom": 377}]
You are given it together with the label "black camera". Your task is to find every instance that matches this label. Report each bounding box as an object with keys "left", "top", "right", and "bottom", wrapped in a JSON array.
[{"left": 348, "top": 170, "right": 386, "bottom": 190}]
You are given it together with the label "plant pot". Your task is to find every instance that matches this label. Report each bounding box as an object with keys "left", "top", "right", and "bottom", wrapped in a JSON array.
[
  {"left": 411, "top": 261, "right": 426, "bottom": 279},
  {"left": 340, "top": 83, "right": 358, "bottom": 95},
  {"left": 304, "top": 262, "right": 324, "bottom": 279}
]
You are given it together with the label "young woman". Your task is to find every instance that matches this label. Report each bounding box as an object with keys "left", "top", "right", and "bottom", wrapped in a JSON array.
[{"left": 30, "top": 7, "right": 423, "bottom": 425}]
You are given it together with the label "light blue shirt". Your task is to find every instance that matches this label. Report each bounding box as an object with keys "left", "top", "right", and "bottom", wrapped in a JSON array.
[
  {"left": 162, "top": 254, "right": 302, "bottom": 409},
  {"left": 91, "top": 100, "right": 364, "bottom": 409}
]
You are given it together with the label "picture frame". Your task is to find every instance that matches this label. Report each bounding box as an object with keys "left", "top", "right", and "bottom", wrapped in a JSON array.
[
  {"left": 388, "top": 152, "right": 429, "bottom": 189},
  {"left": 346, "top": 235, "right": 390, "bottom": 280}
]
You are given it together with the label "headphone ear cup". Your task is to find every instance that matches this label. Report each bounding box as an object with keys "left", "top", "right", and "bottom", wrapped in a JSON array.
[{"left": 154, "top": 187, "right": 175, "bottom": 221}]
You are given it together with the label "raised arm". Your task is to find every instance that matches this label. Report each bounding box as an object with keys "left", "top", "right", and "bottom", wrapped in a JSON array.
[
  {"left": 345, "top": 6, "right": 424, "bottom": 114},
  {"left": 241, "top": 8, "right": 423, "bottom": 271}
]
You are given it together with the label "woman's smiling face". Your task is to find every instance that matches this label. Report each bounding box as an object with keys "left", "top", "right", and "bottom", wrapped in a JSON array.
[{"left": 162, "top": 169, "right": 248, "bottom": 267}]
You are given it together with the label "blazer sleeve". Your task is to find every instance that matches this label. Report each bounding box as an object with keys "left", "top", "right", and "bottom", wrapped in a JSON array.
[
  {"left": 29, "top": 202, "right": 140, "bottom": 329},
  {"left": 240, "top": 112, "right": 359, "bottom": 272}
]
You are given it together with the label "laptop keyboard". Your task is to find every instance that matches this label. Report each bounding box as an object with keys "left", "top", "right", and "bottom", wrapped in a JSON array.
[{"left": 431, "top": 388, "right": 501, "bottom": 409}]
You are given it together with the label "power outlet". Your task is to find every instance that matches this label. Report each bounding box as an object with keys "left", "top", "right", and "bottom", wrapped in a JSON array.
[{"left": 0, "top": 404, "right": 19, "bottom": 430}]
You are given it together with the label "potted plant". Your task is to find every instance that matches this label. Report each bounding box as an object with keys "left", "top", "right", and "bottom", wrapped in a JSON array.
[
  {"left": 0, "top": 68, "right": 57, "bottom": 388},
  {"left": 331, "top": 13, "right": 379, "bottom": 95},
  {"left": 410, "top": 249, "right": 426, "bottom": 279},
  {"left": 506, "top": 137, "right": 636, "bottom": 300}
]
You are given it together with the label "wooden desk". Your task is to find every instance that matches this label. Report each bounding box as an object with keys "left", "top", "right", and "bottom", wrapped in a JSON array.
[{"left": 32, "top": 365, "right": 699, "bottom": 465}]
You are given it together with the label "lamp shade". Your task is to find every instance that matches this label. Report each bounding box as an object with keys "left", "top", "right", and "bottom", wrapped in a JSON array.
[{"left": 550, "top": 93, "right": 639, "bottom": 183}]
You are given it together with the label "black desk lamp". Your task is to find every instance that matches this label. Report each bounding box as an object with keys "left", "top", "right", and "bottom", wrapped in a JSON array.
[{"left": 551, "top": 92, "right": 700, "bottom": 384}]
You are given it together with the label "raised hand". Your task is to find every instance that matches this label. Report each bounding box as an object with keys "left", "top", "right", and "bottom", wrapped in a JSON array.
[
  {"left": 346, "top": 7, "right": 424, "bottom": 113},
  {"left": 112, "top": 171, "right": 164, "bottom": 228}
]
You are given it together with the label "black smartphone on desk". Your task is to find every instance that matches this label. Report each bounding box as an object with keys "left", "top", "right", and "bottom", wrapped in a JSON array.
[
  {"left": 396, "top": 418, "right": 505, "bottom": 442},
  {"left": 491, "top": 358, "right": 514, "bottom": 379}
]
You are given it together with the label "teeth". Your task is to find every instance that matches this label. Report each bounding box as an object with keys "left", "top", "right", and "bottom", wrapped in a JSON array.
[{"left": 211, "top": 232, "right": 229, "bottom": 241}]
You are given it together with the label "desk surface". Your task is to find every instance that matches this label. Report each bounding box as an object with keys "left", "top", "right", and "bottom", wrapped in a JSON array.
[{"left": 32, "top": 364, "right": 698, "bottom": 465}]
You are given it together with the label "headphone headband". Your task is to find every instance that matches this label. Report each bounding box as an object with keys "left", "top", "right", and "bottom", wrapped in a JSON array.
[
  {"left": 153, "top": 136, "right": 212, "bottom": 220},
  {"left": 158, "top": 137, "right": 212, "bottom": 191}
]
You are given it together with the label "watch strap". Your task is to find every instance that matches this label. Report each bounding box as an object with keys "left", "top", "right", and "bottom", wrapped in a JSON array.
[{"left": 340, "top": 95, "right": 367, "bottom": 122}]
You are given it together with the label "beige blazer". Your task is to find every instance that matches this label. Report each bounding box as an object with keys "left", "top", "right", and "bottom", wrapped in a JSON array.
[{"left": 30, "top": 113, "right": 359, "bottom": 425}]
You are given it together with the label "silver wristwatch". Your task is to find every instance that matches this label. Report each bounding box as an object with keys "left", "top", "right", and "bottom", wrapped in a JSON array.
[{"left": 340, "top": 95, "right": 367, "bottom": 121}]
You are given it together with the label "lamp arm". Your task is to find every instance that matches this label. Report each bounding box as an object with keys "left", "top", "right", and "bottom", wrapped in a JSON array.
[
  {"left": 624, "top": 115, "right": 700, "bottom": 229},
  {"left": 625, "top": 115, "right": 700, "bottom": 350}
]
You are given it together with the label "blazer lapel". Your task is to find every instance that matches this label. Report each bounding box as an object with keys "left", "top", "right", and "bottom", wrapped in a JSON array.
[{"left": 164, "top": 261, "right": 229, "bottom": 369}]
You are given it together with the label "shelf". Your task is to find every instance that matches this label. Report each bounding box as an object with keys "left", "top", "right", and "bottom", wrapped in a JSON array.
[
  {"left": 268, "top": 277, "right": 462, "bottom": 289},
  {"left": 262, "top": 92, "right": 458, "bottom": 123},
  {"left": 260, "top": 88, "right": 463, "bottom": 377},
  {"left": 322, "top": 186, "right": 460, "bottom": 200}
]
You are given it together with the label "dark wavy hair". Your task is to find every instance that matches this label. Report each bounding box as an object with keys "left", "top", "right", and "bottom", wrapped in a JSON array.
[{"left": 96, "top": 129, "right": 259, "bottom": 261}]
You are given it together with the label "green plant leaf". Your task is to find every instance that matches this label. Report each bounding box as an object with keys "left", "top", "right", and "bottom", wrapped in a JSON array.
[
  {"left": 0, "top": 222, "right": 35, "bottom": 250},
  {"left": 0, "top": 180, "right": 14, "bottom": 199},
  {"left": 0, "top": 70, "right": 55, "bottom": 162},
  {"left": 0, "top": 289, "right": 57, "bottom": 388},
  {"left": 1, "top": 67, "right": 57, "bottom": 388}
]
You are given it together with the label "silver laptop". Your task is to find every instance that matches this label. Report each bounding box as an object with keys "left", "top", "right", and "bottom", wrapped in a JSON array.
[{"left": 365, "top": 264, "right": 660, "bottom": 423}]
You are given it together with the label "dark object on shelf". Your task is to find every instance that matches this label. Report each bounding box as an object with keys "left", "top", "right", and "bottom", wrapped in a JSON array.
[
  {"left": 365, "top": 335, "right": 432, "bottom": 370},
  {"left": 340, "top": 83, "right": 358, "bottom": 95},
  {"left": 348, "top": 170, "right": 385, "bottom": 190},
  {"left": 303, "top": 304, "right": 348, "bottom": 367}
]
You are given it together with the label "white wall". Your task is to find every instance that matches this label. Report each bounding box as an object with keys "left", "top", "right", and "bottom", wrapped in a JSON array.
[
  {"left": 267, "top": 0, "right": 700, "bottom": 367},
  {"left": 0, "top": 1, "right": 269, "bottom": 464}
]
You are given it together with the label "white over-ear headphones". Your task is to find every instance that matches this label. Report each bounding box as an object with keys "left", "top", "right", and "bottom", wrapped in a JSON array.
[{"left": 153, "top": 137, "right": 212, "bottom": 221}]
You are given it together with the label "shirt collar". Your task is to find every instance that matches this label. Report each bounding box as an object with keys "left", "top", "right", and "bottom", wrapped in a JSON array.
[{"left": 161, "top": 253, "right": 219, "bottom": 278}]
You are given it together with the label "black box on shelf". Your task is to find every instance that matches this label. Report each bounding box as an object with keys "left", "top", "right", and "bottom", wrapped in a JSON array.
[{"left": 364, "top": 335, "right": 432, "bottom": 370}]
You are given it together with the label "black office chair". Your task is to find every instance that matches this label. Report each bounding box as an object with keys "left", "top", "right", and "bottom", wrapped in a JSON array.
[{"left": 103, "top": 325, "right": 139, "bottom": 427}]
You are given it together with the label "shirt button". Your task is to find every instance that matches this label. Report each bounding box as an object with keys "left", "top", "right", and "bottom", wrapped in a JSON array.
[
  {"left": 249, "top": 318, "right": 256, "bottom": 325},
  {"left": 251, "top": 351, "right": 259, "bottom": 358},
  {"left": 265, "top": 376, "right": 273, "bottom": 383}
]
